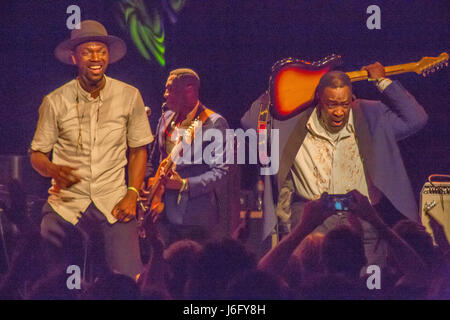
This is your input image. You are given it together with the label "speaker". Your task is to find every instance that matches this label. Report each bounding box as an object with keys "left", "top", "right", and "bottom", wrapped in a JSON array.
[{"left": 420, "top": 181, "right": 450, "bottom": 245}]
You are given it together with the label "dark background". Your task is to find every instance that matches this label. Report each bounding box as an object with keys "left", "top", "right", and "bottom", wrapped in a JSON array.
[{"left": 0, "top": 0, "right": 448, "bottom": 199}]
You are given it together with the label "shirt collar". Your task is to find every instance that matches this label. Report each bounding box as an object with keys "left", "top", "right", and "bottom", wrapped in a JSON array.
[
  {"left": 307, "top": 107, "right": 354, "bottom": 142},
  {"left": 76, "top": 75, "right": 109, "bottom": 102}
]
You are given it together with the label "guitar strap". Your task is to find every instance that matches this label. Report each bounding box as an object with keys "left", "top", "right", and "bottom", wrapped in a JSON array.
[
  {"left": 197, "top": 105, "right": 215, "bottom": 124},
  {"left": 257, "top": 91, "right": 271, "bottom": 165},
  {"left": 255, "top": 92, "right": 280, "bottom": 248}
]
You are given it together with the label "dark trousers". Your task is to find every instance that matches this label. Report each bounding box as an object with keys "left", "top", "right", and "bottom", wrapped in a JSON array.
[{"left": 40, "top": 203, "right": 143, "bottom": 280}]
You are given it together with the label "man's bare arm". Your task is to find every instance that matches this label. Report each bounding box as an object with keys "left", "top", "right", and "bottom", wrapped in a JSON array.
[
  {"left": 112, "top": 146, "right": 147, "bottom": 222},
  {"left": 128, "top": 146, "right": 148, "bottom": 191}
]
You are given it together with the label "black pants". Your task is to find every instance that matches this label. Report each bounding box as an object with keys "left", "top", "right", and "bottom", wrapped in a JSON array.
[{"left": 40, "top": 203, "right": 143, "bottom": 281}]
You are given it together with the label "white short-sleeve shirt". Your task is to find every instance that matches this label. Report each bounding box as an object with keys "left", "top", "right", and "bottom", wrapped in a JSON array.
[{"left": 31, "top": 76, "right": 154, "bottom": 224}]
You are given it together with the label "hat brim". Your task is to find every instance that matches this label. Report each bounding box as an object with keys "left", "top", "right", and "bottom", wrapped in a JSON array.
[{"left": 54, "top": 35, "right": 127, "bottom": 65}]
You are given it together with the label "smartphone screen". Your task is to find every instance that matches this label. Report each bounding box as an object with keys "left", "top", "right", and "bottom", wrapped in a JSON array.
[{"left": 334, "top": 201, "right": 344, "bottom": 211}]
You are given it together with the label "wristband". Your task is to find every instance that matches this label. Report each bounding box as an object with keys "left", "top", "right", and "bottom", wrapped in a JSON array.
[
  {"left": 375, "top": 77, "right": 392, "bottom": 92},
  {"left": 181, "top": 178, "right": 189, "bottom": 192},
  {"left": 127, "top": 186, "right": 140, "bottom": 197},
  {"left": 177, "top": 179, "right": 188, "bottom": 205}
]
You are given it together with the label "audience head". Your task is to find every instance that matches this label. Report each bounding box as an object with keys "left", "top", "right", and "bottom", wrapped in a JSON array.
[
  {"left": 294, "top": 232, "right": 325, "bottom": 275},
  {"left": 285, "top": 233, "right": 325, "bottom": 294},
  {"left": 301, "top": 273, "right": 365, "bottom": 300},
  {"left": 225, "top": 270, "right": 290, "bottom": 300},
  {"left": 163, "top": 239, "right": 202, "bottom": 299},
  {"left": 185, "top": 238, "right": 256, "bottom": 299},
  {"left": 86, "top": 272, "right": 140, "bottom": 300},
  {"left": 27, "top": 263, "right": 79, "bottom": 300},
  {"left": 322, "top": 225, "right": 367, "bottom": 278},
  {"left": 392, "top": 220, "right": 435, "bottom": 266}
]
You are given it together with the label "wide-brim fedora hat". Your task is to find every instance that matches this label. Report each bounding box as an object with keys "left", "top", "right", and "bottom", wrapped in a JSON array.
[{"left": 54, "top": 20, "right": 127, "bottom": 65}]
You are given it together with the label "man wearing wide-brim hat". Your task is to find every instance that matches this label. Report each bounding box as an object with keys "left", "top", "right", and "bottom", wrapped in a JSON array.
[{"left": 30, "top": 20, "right": 153, "bottom": 280}]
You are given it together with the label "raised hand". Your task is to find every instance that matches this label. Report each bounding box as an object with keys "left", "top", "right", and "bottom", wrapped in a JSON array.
[
  {"left": 361, "top": 61, "right": 386, "bottom": 81},
  {"left": 347, "top": 189, "right": 383, "bottom": 227}
]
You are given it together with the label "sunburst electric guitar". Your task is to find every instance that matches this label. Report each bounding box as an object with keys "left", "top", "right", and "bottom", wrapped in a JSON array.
[{"left": 270, "top": 52, "right": 448, "bottom": 119}]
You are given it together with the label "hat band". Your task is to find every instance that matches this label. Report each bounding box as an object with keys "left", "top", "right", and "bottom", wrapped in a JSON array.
[{"left": 71, "top": 32, "right": 109, "bottom": 40}]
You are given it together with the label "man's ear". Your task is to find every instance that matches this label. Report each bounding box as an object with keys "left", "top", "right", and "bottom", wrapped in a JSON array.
[
  {"left": 313, "top": 88, "right": 320, "bottom": 106},
  {"left": 315, "top": 92, "right": 321, "bottom": 116}
]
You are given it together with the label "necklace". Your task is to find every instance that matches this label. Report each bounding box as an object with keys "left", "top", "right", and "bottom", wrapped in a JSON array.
[{"left": 75, "top": 81, "right": 85, "bottom": 152}]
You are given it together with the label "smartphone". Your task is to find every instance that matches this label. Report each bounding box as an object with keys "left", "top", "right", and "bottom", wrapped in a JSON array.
[{"left": 324, "top": 194, "right": 352, "bottom": 211}]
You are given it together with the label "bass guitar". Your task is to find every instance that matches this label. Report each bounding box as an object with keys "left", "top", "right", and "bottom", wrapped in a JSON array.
[{"left": 137, "top": 119, "right": 203, "bottom": 238}]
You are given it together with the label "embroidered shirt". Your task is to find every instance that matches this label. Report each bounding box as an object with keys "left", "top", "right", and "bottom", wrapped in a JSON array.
[{"left": 291, "top": 108, "right": 381, "bottom": 203}]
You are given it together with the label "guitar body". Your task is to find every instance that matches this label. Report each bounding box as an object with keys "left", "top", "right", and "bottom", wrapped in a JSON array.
[{"left": 269, "top": 54, "right": 343, "bottom": 119}]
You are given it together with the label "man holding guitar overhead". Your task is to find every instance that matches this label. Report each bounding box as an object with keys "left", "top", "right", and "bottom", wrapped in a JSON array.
[
  {"left": 145, "top": 68, "right": 230, "bottom": 246},
  {"left": 242, "top": 60, "right": 429, "bottom": 266}
]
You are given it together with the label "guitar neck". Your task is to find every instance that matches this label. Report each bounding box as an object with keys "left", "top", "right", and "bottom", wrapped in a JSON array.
[{"left": 346, "top": 62, "right": 418, "bottom": 82}]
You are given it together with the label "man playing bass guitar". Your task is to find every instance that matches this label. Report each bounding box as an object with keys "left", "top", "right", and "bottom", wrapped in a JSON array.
[{"left": 145, "top": 68, "right": 230, "bottom": 246}]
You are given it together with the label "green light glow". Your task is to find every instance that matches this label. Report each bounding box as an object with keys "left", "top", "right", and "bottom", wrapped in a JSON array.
[
  {"left": 118, "top": 0, "right": 171, "bottom": 66},
  {"left": 117, "top": 0, "right": 187, "bottom": 67},
  {"left": 129, "top": 10, "right": 151, "bottom": 60},
  {"left": 139, "top": 23, "right": 166, "bottom": 66}
]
